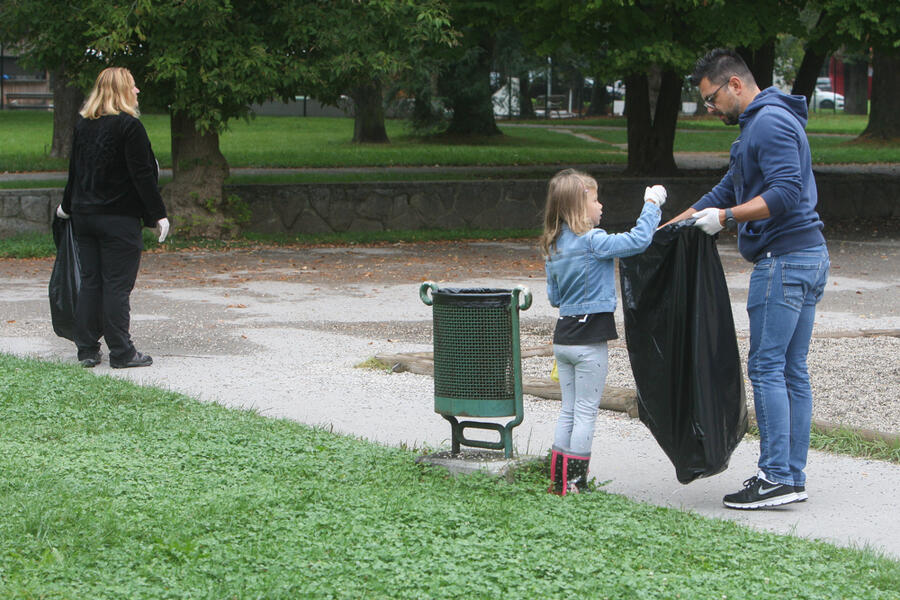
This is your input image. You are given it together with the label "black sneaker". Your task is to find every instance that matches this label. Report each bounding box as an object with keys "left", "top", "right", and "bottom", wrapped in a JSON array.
[
  {"left": 794, "top": 485, "right": 808, "bottom": 502},
  {"left": 79, "top": 351, "right": 102, "bottom": 368},
  {"left": 110, "top": 351, "right": 153, "bottom": 369},
  {"left": 723, "top": 472, "right": 799, "bottom": 509}
]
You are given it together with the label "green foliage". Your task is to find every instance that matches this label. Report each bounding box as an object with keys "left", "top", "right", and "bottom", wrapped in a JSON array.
[
  {"left": 354, "top": 357, "right": 395, "bottom": 372},
  {"left": 809, "top": 426, "right": 900, "bottom": 464},
  {"left": 1, "top": 353, "right": 898, "bottom": 598},
  {"left": 0, "top": 0, "right": 105, "bottom": 88},
  {"left": 224, "top": 194, "right": 252, "bottom": 226},
  {"left": 0, "top": 227, "right": 544, "bottom": 259},
  {"left": 823, "top": 0, "right": 900, "bottom": 51},
  {"left": 301, "top": 0, "right": 456, "bottom": 106},
  {"left": 0, "top": 232, "right": 56, "bottom": 258}
]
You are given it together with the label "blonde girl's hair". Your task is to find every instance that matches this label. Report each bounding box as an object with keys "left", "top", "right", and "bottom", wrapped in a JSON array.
[
  {"left": 80, "top": 67, "right": 139, "bottom": 119},
  {"left": 539, "top": 168, "right": 598, "bottom": 256}
]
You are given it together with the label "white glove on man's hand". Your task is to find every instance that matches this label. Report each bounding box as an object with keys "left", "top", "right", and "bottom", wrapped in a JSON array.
[
  {"left": 644, "top": 185, "right": 667, "bottom": 207},
  {"left": 156, "top": 217, "right": 170, "bottom": 243},
  {"left": 56, "top": 205, "right": 70, "bottom": 219},
  {"left": 693, "top": 207, "right": 723, "bottom": 235}
]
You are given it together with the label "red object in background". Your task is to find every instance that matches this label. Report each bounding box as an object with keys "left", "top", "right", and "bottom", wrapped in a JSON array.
[
  {"left": 828, "top": 56, "right": 845, "bottom": 95},
  {"left": 828, "top": 55, "right": 873, "bottom": 98}
]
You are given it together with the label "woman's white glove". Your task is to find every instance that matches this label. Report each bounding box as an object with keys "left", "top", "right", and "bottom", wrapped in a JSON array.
[
  {"left": 693, "top": 207, "right": 724, "bottom": 235},
  {"left": 56, "top": 205, "right": 70, "bottom": 219},
  {"left": 156, "top": 218, "right": 170, "bottom": 243},
  {"left": 644, "top": 185, "right": 667, "bottom": 207}
]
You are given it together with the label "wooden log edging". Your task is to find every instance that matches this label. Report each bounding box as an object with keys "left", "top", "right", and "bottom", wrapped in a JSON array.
[
  {"left": 374, "top": 350, "right": 639, "bottom": 418},
  {"left": 374, "top": 345, "right": 900, "bottom": 448}
]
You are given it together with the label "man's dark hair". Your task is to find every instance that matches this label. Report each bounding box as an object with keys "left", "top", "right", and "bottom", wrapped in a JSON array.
[{"left": 691, "top": 48, "right": 755, "bottom": 87}]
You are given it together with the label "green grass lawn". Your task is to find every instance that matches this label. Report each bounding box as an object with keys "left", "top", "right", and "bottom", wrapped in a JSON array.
[
  {"left": 572, "top": 120, "right": 900, "bottom": 162},
  {"left": 1, "top": 353, "right": 897, "bottom": 599},
  {"left": 1, "top": 111, "right": 894, "bottom": 176},
  {"left": 552, "top": 112, "right": 871, "bottom": 135},
  {"left": 0, "top": 112, "right": 624, "bottom": 173}
]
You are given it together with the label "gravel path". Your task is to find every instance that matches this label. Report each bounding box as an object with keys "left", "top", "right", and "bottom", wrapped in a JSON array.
[{"left": 519, "top": 334, "right": 900, "bottom": 436}]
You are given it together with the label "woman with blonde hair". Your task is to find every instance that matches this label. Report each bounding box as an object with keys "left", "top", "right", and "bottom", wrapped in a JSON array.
[
  {"left": 541, "top": 168, "right": 665, "bottom": 494},
  {"left": 57, "top": 67, "right": 169, "bottom": 369}
]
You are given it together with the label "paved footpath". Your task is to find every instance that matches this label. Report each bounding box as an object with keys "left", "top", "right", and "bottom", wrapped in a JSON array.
[{"left": 1, "top": 234, "right": 899, "bottom": 559}]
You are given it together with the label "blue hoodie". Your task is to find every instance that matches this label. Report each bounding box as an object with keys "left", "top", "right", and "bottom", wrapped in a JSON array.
[{"left": 692, "top": 86, "right": 825, "bottom": 262}]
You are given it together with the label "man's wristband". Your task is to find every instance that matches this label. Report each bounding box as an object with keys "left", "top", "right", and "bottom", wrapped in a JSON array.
[{"left": 724, "top": 208, "right": 737, "bottom": 230}]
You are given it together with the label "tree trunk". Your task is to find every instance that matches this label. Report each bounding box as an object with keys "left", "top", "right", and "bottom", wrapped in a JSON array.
[
  {"left": 441, "top": 35, "right": 501, "bottom": 136},
  {"left": 860, "top": 47, "right": 900, "bottom": 140},
  {"left": 624, "top": 69, "right": 681, "bottom": 176},
  {"left": 351, "top": 78, "right": 389, "bottom": 143},
  {"left": 161, "top": 111, "right": 232, "bottom": 238},
  {"left": 843, "top": 57, "right": 869, "bottom": 115},
  {"left": 586, "top": 73, "right": 609, "bottom": 116},
  {"left": 738, "top": 41, "right": 775, "bottom": 89},
  {"left": 791, "top": 47, "right": 827, "bottom": 104},
  {"left": 518, "top": 71, "right": 535, "bottom": 119},
  {"left": 49, "top": 68, "right": 84, "bottom": 159},
  {"left": 790, "top": 9, "right": 831, "bottom": 104}
]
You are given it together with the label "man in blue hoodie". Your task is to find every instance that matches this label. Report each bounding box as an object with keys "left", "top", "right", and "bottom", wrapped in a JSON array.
[{"left": 668, "top": 49, "right": 830, "bottom": 509}]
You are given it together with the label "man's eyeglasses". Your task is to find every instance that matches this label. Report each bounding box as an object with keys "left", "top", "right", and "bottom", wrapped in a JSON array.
[{"left": 703, "top": 80, "right": 729, "bottom": 109}]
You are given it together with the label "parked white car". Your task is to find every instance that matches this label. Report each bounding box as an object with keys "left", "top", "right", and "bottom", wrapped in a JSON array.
[{"left": 810, "top": 88, "right": 844, "bottom": 111}]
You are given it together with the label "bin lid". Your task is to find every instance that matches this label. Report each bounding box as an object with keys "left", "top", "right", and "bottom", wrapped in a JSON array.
[{"left": 431, "top": 287, "right": 512, "bottom": 308}]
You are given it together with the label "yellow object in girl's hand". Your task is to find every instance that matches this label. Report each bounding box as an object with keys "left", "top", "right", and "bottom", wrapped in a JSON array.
[{"left": 550, "top": 359, "right": 559, "bottom": 382}]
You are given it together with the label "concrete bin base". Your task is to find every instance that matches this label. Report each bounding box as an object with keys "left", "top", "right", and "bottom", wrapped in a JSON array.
[{"left": 415, "top": 450, "right": 543, "bottom": 482}]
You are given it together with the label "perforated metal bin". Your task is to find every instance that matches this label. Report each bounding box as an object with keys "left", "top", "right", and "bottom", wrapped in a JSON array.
[{"left": 419, "top": 281, "right": 532, "bottom": 458}]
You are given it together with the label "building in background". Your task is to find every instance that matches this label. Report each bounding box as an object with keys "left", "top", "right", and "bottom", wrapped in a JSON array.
[{"left": 0, "top": 45, "right": 52, "bottom": 110}]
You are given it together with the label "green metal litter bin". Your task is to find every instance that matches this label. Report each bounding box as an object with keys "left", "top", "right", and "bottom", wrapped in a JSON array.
[{"left": 419, "top": 281, "right": 532, "bottom": 458}]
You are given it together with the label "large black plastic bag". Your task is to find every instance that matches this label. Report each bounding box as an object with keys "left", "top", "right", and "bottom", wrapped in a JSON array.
[
  {"left": 49, "top": 216, "right": 80, "bottom": 340},
  {"left": 619, "top": 221, "right": 747, "bottom": 484}
]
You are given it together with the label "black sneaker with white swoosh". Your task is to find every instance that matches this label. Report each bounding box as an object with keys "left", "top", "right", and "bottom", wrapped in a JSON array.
[{"left": 723, "top": 472, "right": 800, "bottom": 509}]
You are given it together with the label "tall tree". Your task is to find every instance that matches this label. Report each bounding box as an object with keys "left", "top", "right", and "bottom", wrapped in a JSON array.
[
  {"left": 825, "top": 0, "right": 900, "bottom": 140},
  {"left": 3, "top": 0, "right": 454, "bottom": 236},
  {"left": 0, "top": 0, "right": 103, "bottom": 159},
  {"left": 861, "top": 47, "right": 900, "bottom": 139},
  {"left": 738, "top": 40, "right": 777, "bottom": 89},
  {"left": 432, "top": 1, "right": 521, "bottom": 136},
  {"left": 91, "top": 0, "right": 453, "bottom": 236},
  {"left": 841, "top": 52, "right": 870, "bottom": 115},
  {"left": 789, "top": 8, "right": 835, "bottom": 103},
  {"left": 48, "top": 69, "right": 84, "bottom": 159},
  {"left": 521, "top": 0, "right": 808, "bottom": 175},
  {"left": 303, "top": 0, "right": 456, "bottom": 144},
  {"left": 87, "top": 0, "right": 310, "bottom": 237}
]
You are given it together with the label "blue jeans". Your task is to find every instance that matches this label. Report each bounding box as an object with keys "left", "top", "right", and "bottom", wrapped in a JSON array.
[
  {"left": 747, "top": 244, "right": 829, "bottom": 486},
  {"left": 552, "top": 343, "right": 608, "bottom": 456}
]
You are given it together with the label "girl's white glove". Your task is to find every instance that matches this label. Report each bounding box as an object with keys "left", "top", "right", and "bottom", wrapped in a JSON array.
[
  {"left": 156, "top": 218, "right": 170, "bottom": 243},
  {"left": 644, "top": 185, "right": 667, "bottom": 207},
  {"left": 693, "top": 207, "right": 724, "bottom": 235}
]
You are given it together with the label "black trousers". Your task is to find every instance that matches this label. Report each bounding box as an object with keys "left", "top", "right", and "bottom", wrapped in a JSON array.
[{"left": 72, "top": 214, "right": 143, "bottom": 362}]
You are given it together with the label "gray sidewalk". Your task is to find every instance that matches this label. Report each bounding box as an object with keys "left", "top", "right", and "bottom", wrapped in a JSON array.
[{"left": 1, "top": 235, "right": 898, "bottom": 559}]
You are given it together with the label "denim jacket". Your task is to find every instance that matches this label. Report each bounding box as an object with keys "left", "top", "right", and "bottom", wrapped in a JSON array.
[{"left": 546, "top": 201, "right": 660, "bottom": 315}]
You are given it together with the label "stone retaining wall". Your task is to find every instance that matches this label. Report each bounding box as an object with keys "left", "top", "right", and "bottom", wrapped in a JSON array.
[
  {"left": 0, "top": 188, "right": 62, "bottom": 237},
  {"left": 2, "top": 172, "right": 897, "bottom": 238}
]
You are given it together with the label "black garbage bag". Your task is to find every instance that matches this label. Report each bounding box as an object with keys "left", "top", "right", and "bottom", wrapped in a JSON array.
[
  {"left": 619, "top": 221, "right": 747, "bottom": 484},
  {"left": 49, "top": 216, "right": 80, "bottom": 341}
]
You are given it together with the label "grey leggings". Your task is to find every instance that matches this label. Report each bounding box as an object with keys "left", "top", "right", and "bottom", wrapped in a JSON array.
[{"left": 552, "top": 343, "right": 608, "bottom": 456}]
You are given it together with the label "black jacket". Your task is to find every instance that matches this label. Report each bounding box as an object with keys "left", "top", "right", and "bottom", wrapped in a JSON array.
[{"left": 62, "top": 113, "right": 167, "bottom": 226}]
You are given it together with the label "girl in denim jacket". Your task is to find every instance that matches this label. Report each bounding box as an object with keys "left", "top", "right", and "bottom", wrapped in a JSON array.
[{"left": 540, "top": 169, "right": 665, "bottom": 494}]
